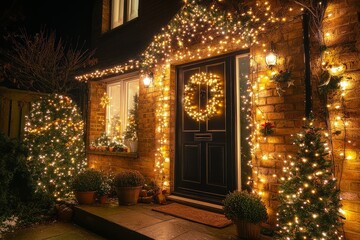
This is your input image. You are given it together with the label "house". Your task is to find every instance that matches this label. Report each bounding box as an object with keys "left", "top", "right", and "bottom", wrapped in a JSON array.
[{"left": 76, "top": 0, "right": 360, "bottom": 238}]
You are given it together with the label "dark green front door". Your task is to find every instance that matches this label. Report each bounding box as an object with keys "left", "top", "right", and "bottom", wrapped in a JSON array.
[{"left": 175, "top": 55, "right": 236, "bottom": 203}]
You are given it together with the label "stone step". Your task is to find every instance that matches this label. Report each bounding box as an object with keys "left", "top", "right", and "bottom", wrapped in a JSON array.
[
  {"left": 73, "top": 205, "right": 153, "bottom": 240},
  {"left": 166, "top": 195, "right": 224, "bottom": 214},
  {"left": 72, "top": 201, "right": 274, "bottom": 240}
]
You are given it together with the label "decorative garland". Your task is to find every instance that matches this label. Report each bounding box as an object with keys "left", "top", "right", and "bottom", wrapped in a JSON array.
[
  {"left": 76, "top": 1, "right": 277, "bottom": 81},
  {"left": 184, "top": 72, "right": 223, "bottom": 121},
  {"left": 271, "top": 69, "right": 293, "bottom": 96}
]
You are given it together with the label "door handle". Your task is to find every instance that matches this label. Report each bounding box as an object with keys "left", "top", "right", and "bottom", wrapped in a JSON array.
[{"left": 194, "top": 133, "right": 212, "bottom": 141}]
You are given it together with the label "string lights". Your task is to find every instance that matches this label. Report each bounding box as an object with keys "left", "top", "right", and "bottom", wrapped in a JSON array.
[
  {"left": 74, "top": 2, "right": 353, "bottom": 235},
  {"left": 154, "top": 65, "right": 171, "bottom": 189},
  {"left": 24, "top": 94, "right": 87, "bottom": 200},
  {"left": 183, "top": 72, "right": 223, "bottom": 122},
  {"left": 276, "top": 117, "right": 344, "bottom": 240},
  {"left": 75, "top": 0, "right": 283, "bottom": 191},
  {"left": 76, "top": 0, "right": 278, "bottom": 81}
]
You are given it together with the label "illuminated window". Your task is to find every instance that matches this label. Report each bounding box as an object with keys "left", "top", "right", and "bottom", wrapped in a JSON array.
[
  {"left": 106, "top": 77, "right": 139, "bottom": 138},
  {"left": 111, "top": 0, "right": 139, "bottom": 29}
]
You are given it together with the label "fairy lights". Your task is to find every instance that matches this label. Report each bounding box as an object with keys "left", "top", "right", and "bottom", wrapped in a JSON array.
[
  {"left": 76, "top": 0, "right": 278, "bottom": 81},
  {"left": 183, "top": 72, "right": 223, "bottom": 122},
  {"left": 75, "top": 60, "right": 140, "bottom": 82},
  {"left": 153, "top": 65, "right": 171, "bottom": 190},
  {"left": 74, "top": 1, "right": 355, "bottom": 236},
  {"left": 277, "top": 118, "right": 344, "bottom": 239},
  {"left": 77, "top": 0, "right": 280, "bottom": 190},
  {"left": 24, "top": 94, "right": 87, "bottom": 200},
  {"left": 100, "top": 92, "right": 111, "bottom": 108}
]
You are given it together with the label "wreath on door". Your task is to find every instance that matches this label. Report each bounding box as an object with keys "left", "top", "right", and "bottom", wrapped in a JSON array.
[{"left": 183, "top": 72, "right": 223, "bottom": 122}]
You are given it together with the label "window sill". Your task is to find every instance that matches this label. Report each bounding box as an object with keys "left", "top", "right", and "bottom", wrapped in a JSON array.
[{"left": 87, "top": 150, "right": 138, "bottom": 159}]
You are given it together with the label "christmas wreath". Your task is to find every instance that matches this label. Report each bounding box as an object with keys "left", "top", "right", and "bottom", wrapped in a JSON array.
[
  {"left": 184, "top": 72, "right": 223, "bottom": 122},
  {"left": 260, "top": 121, "right": 275, "bottom": 136}
]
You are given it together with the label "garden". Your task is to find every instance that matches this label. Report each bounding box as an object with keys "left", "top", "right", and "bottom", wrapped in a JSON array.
[{"left": 0, "top": 93, "right": 163, "bottom": 238}]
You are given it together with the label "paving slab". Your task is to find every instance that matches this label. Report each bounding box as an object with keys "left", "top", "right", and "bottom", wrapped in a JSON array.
[
  {"left": 3, "top": 222, "right": 105, "bottom": 240},
  {"left": 107, "top": 211, "right": 164, "bottom": 230},
  {"left": 136, "top": 221, "right": 191, "bottom": 240},
  {"left": 172, "top": 230, "right": 225, "bottom": 240}
]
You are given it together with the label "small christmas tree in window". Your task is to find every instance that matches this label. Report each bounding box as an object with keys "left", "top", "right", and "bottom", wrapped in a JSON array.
[{"left": 123, "top": 93, "right": 138, "bottom": 151}]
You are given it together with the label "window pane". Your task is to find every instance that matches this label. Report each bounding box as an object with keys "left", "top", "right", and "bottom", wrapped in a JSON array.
[
  {"left": 111, "top": 0, "right": 124, "bottom": 28},
  {"left": 125, "top": 80, "right": 139, "bottom": 128},
  {"left": 106, "top": 78, "right": 139, "bottom": 141},
  {"left": 127, "top": 0, "right": 138, "bottom": 21},
  {"left": 107, "top": 83, "right": 122, "bottom": 138}
]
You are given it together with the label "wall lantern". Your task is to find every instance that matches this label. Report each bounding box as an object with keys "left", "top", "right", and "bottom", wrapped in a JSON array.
[
  {"left": 143, "top": 72, "right": 153, "bottom": 87},
  {"left": 265, "top": 42, "right": 277, "bottom": 69}
]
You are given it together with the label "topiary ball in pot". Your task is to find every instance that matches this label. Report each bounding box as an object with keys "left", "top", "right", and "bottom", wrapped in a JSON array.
[
  {"left": 71, "top": 169, "right": 102, "bottom": 204},
  {"left": 114, "top": 169, "right": 145, "bottom": 205},
  {"left": 223, "top": 191, "right": 268, "bottom": 240}
]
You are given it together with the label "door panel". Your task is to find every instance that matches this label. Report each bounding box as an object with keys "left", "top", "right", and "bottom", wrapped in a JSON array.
[
  {"left": 183, "top": 68, "right": 200, "bottom": 132},
  {"left": 207, "top": 144, "right": 226, "bottom": 186},
  {"left": 183, "top": 144, "right": 201, "bottom": 183},
  {"left": 175, "top": 55, "right": 235, "bottom": 203},
  {"left": 206, "top": 63, "right": 226, "bottom": 131}
]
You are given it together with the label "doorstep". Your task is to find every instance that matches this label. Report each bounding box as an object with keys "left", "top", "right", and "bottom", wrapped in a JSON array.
[
  {"left": 73, "top": 199, "right": 238, "bottom": 240},
  {"left": 72, "top": 199, "right": 274, "bottom": 240},
  {"left": 166, "top": 195, "right": 224, "bottom": 213}
]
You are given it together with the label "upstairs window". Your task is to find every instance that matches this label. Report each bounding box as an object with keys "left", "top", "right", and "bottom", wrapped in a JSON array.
[{"left": 111, "top": 0, "right": 139, "bottom": 29}]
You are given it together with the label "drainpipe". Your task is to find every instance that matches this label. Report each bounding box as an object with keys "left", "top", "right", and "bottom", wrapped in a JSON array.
[{"left": 302, "top": 11, "right": 312, "bottom": 118}]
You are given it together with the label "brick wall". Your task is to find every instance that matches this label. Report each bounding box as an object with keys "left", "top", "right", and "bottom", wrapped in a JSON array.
[
  {"left": 248, "top": 0, "right": 360, "bottom": 237},
  {"left": 87, "top": 81, "right": 106, "bottom": 144},
  {"left": 87, "top": 78, "right": 158, "bottom": 180},
  {"left": 86, "top": 0, "right": 360, "bottom": 238},
  {"left": 321, "top": 1, "right": 360, "bottom": 238}
]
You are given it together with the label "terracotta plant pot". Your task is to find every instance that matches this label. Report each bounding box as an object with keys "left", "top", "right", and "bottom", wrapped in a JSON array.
[
  {"left": 74, "top": 191, "right": 96, "bottom": 205},
  {"left": 235, "top": 219, "right": 261, "bottom": 240},
  {"left": 116, "top": 186, "right": 142, "bottom": 205},
  {"left": 99, "top": 195, "right": 108, "bottom": 204}
]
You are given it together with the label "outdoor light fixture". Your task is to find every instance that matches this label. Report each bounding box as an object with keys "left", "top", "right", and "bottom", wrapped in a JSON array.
[
  {"left": 143, "top": 72, "right": 153, "bottom": 87},
  {"left": 265, "top": 42, "right": 277, "bottom": 69}
]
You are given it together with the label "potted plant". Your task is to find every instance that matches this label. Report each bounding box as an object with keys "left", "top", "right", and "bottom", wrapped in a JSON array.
[
  {"left": 223, "top": 190, "right": 268, "bottom": 240},
  {"left": 114, "top": 169, "right": 144, "bottom": 205},
  {"left": 97, "top": 171, "right": 114, "bottom": 204},
  {"left": 123, "top": 94, "right": 138, "bottom": 152},
  {"left": 94, "top": 132, "right": 111, "bottom": 151},
  {"left": 71, "top": 169, "right": 102, "bottom": 205}
]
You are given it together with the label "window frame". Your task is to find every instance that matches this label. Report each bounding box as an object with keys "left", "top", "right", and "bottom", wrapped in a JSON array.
[
  {"left": 104, "top": 72, "right": 139, "bottom": 139},
  {"left": 110, "top": 0, "right": 139, "bottom": 29}
]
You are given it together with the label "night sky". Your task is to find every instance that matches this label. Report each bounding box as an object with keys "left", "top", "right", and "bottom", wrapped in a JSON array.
[{"left": 1, "top": 0, "right": 93, "bottom": 48}]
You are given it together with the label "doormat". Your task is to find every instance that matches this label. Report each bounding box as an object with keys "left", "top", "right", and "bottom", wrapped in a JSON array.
[{"left": 152, "top": 203, "right": 232, "bottom": 228}]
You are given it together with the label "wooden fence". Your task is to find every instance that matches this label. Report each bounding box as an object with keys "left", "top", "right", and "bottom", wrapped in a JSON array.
[{"left": 0, "top": 87, "right": 46, "bottom": 140}]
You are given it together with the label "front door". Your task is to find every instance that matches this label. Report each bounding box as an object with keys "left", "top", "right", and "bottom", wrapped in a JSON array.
[{"left": 175, "top": 55, "right": 236, "bottom": 203}]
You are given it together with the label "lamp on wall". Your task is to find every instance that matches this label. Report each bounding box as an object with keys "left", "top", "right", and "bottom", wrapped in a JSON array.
[
  {"left": 265, "top": 42, "right": 277, "bottom": 69},
  {"left": 143, "top": 72, "right": 153, "bottom": 87}
]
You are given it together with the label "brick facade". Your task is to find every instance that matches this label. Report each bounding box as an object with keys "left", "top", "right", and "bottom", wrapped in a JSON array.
[
  {"left": 87, "top": 77, "right": 158, "bottom": 180},
  {"left": 322, "top": 1, "right": 360, "bottom": 238},
  {"left": 86, "top": 0, "right": 360, "bottom": 238}
]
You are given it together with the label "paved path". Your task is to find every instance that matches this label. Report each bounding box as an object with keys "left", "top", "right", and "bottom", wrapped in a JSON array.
[{"left": 3, "top": 222, "right": 105, "bottom": 240}]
